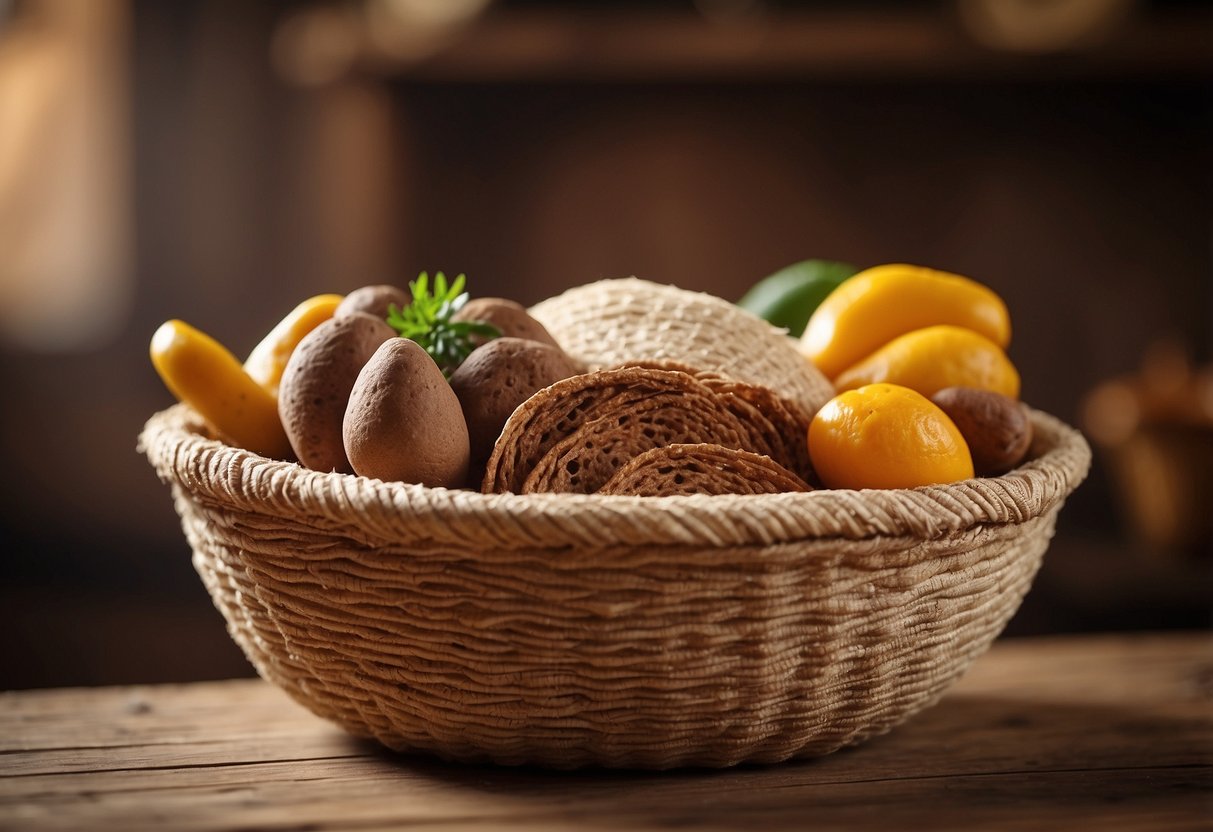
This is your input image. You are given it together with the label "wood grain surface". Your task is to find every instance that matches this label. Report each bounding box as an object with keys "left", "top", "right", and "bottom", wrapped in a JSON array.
[{"left": 1, "top": 632, "right": 1209, "bottom": 831}]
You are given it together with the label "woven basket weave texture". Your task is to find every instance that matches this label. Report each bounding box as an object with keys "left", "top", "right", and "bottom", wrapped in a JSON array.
[{"left": 142, "top": 404, "right": 1088, "bottom": 769}]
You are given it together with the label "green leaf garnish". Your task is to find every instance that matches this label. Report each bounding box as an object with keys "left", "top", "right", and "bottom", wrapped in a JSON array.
[{"left": 386, "top": 272, "right": 500, "bottom": 376}]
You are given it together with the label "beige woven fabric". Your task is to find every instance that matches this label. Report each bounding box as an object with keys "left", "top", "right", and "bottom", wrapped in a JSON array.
[
  {"left": 530, "top": 278, "right": 836, "bottom": 416},
  {"left": 140, "top": 403, "right": 1089, "bottom": 769}
]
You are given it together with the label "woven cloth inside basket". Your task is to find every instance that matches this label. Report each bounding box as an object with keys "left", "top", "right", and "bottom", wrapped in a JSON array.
[{"left": 530, "top": 277, "right": 836, "bottom": 417}]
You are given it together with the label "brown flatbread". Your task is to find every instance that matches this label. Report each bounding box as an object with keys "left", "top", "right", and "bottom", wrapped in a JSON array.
[
  {"left": 520, "top": 390, "right": 755, "bottom": 494},
  {"left": 700, "top": 377, "right": 814, "bottom": 483},
  {"left": 598, "top": 444, "right": 813, "bottom": 497},
  {"left": 482, "top": 366, "right": 711, "bottom": 494},
  {"left": 484, "top": 363, "right": 815, "bottom": 495},
  {"left": 617, "top": 364, "right": 810, "bottom": 477},
  {"left": 612, "top": 359, "right": 727, "bottom": 383}
]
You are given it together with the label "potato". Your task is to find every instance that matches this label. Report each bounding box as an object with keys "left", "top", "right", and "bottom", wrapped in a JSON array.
[
  {"left": 343, "top": 338, "right": 470, "bottom": 487},
  {"left": 449, "top": 337, "right": 583, "bottom": 477},
  {"left": 932, "top": 386, "right": 1033, "bottom": 476},
  {"left": 278, "top": 313, "right": 396, "bottom": 473},
  {"left": 334, "top": 285, "right": 409, "bottom": 321},
  {"left": 451, "top": 297, "right": 560, "bottom": 349}
]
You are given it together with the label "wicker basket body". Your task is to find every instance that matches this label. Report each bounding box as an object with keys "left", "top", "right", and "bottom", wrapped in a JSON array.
[{"left": 141, "top": 404, "right": 1089, "bottom": 769}]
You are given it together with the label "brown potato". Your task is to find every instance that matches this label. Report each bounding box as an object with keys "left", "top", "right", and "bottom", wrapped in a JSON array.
[
  {"left": 343, "top": 338, "right": 470, "bottom": 487},
  {"left": 334, "top": 285, "right": 409, "bottom": 321},
  {"left": 932, "top": 386, "right": 1033, "bottom": 476},
  {"left": 278, "top": 313, "right": 396, "bottom": 473},
  {"left": 452, "top": 298, "right": 560, "bottom": 349},
  {"left": 449, "top": 337, "right": 583, "bottom": 478}
]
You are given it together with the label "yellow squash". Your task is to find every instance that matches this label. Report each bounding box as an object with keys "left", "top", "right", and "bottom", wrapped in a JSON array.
[
  {"left": 243, "top": 293, "right": 343, "bottom": 394},
  {"left": 800, "top": 264, "right": 1012, "bottom": 379},
  {"left": 150, "top": 320, "right": 292, "bottom": 458}
]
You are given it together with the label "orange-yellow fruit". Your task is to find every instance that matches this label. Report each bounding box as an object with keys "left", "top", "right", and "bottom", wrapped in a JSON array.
[
  {"left": 150, "top": 320, "right": 292, "bottom": 459},
  {"left": 808, "top": 383, "right": 974, "bottom": 490},
  {"left": 244, "top": 293, "right": 343, "bottom": 395},
  {"left": 801, "top": 264, "right": 1011, "bottom": 379},
  {"left": 833, "top": 324, "right": 1020, "bottom": 400}
]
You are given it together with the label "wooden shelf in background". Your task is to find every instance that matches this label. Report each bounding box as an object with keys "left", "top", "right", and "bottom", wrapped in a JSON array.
[{"left": 280, "top": 7, "right": 1212, "bottom": 85}]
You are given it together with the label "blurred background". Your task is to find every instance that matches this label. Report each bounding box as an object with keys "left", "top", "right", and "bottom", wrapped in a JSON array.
[{"left": 0, "top": 0, "right": 1209, "bottom": 690}]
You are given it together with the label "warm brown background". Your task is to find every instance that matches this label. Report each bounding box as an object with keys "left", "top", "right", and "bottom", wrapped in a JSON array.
[{"left": 1, "top": 0, "right": 1209, "bottom": 689}]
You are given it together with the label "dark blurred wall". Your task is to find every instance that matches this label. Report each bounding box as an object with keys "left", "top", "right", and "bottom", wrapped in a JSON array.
[{"left": 1, "top": 1, "right": 1209, "bottom": 689}]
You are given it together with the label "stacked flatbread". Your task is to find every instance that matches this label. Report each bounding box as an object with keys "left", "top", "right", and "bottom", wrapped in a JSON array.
[
  {"left": 599, "top": 444, "right": 812, "bottom": 497},
  {"left": 482, "top": 365, "right": 814, "bottom": 496}
]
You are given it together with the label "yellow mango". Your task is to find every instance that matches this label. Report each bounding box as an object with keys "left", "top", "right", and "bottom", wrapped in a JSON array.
[
  {"left": 801, "top": 264, "right": 1011, "bottom": 379},
  {"left": 833, "top": 325, "right": 1021, "bottom": 399},
  {"left": 243, "top": 294, "right": 343, "bottom": 394},
  {"left": 809, "top": 383, "right": 974, "bottom": 490},
  {"left": 150, "top": 320, "right": 292, "bottom": 458}
]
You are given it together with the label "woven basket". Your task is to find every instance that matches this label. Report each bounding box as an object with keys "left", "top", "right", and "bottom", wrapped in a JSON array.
[
  {"left": 141, "top": 278, "right": 1089, "bottom": 768},
  {"left": 140, "top": 401, "right": 1089, "bottom": 769}
]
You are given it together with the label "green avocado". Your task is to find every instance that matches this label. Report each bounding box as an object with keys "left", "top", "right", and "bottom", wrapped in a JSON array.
[{"left": 737, "top": 259, "right": 859, "bottom": 338}]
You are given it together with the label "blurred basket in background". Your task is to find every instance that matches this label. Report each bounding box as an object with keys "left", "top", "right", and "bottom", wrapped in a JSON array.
[{"left": 1083, "top": 339, "right": 1213, "bottom": 560}]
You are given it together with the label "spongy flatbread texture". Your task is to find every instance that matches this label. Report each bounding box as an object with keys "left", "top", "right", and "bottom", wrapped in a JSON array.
[
  {"left": 701, "top": 377, "right": 813, "bottom": 482},
  {"left": 599, "top": 444, "right": 813, "bottom": 497},
  {"left": 483, "top": 367, "right": 702, "bottom": 494},
  {"left": 592, "top": 361, "right": 814, "bottom": 482},
  {"left": 529, "top": 278, "right": 835, "bottom": 417},
  {"left": 483, "top": 365, "right": 813, "bottom": 494},
  {"left": 521, "top": 392, "right": 753, "bottom": 494}
]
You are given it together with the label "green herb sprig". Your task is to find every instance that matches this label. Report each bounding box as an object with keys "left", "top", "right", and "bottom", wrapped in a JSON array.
[{"left": 386, "top": 272, "right": 499, "bottom": 376}]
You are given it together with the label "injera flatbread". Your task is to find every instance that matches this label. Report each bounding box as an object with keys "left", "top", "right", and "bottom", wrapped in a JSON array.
[
  {"left": 520, "top": 391, "right": 755, "bottom": 494},
  {"left": 700, "top": 377, "right": 814, "bottom": 482},
  {"left": 482, "top": 366, "right": 710, "bottom": 494},
  {"left": 598, "top": 444, "right": 813, "bottom": 497},
  {"left": 611, "top": 362, "right": 812, "bottom": 480},
  {"left": 483, "top": 365, "right": 813, "bottom": 495}
]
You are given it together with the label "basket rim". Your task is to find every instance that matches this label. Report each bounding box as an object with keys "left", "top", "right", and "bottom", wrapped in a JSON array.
[{"left": 140, "top": 403, "right": 1090, "bottom": 549}]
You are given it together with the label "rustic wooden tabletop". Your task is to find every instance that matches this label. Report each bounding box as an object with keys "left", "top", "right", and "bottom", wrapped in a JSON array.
[{"left": 1, "top": 632, "right": 1209, "bottom": 831}]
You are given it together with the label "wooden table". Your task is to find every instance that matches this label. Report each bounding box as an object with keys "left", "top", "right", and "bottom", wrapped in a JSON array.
[{"left": 2, "top": 632, "right": 1209, "bottom": 831}]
